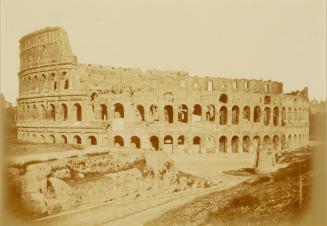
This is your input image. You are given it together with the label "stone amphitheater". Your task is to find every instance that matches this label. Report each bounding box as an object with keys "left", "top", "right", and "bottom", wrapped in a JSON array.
[{"left": 16, "top": 26, "right": 309, "bottom": 153}]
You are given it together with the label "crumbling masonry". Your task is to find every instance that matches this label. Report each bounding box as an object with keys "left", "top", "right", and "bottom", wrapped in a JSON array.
[{"left": 16, "top": 27, "right": 309, "bottom": 153}]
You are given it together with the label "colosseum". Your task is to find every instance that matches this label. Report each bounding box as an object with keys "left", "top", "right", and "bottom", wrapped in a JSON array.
[{"left": 16, "top": 26, "right": 310, "bottom": 153}]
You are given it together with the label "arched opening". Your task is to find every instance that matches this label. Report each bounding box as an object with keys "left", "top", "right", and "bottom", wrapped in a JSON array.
[
  {"left": 164, "top": 135, "right": 173, "bottom": 153},
  {"left": 114, "top": 103, "right": 124, "bottom": 118},
  {"left": 287, "top": 107, "right": 292, "bottom": 123},
  {"left": 219, "top": 106, "right": 227, "bottom": 125},
  {"left": 288, "top": 135, "right": 292, "bottom": 149},
  {"left": 61, "top": 104, "right": 68, "bottom": 121},
  {"left": 293, "top": 134, "right": 298, "bottom": 148},
  {"left": 114, "top": 136, "right": 124, "bottom": 147},
  {"left": 149, "top": 104, "right": 159, "bottom": 121},
  {"left": 206, "top": 136, "right": 215, "bottom": 153},
  {"left": 193, "top": 136, "right": 201, "bottom": 153},
  {"left": 253, "top": 106, "right": 261, "bottom": 123},
  {"left": 53, "top": 81, "right": 57, "bottom": 91},
  {"left": 91, "top": 93, "right": 98, "bottom": 101},
  {"left": 88, "top": 136, "right": 97, "bottom": 145},
  {"left": 39, "top": 135, "right": 45, "bottom": 143},
  {"left": 294, "top": 108, "right": 297, "bottom": 122},
  {"left": 281, "top": 107, "right": 286, "bottom": 126},
  {"left": 178, "top": 135, "right": 185, "bottom": 152},
  {"left": 231, "top": 136, "right": 239, "bottom": 153},
  {"left": 263, "top": 135, "right": 271, "bottom": 147},
  {"left": 64, "top": 80, "right": 69, "bottom": 89},
  {"left": 49, "top": 135, "right": 55, "bottom": 144},
  {"left": 192, "top": 104, "right": 202, "bottom": 122},
  {"left": 273, "top": 107, "right": 279, "bottom": 126},
  {"left": 136, "top": 105, "right": 145, "bottom": 121},
  {"left": 49, "top": 104, "right": 56, "bottom": 121},
  {"left": 74, "top": 103, "right": 82, "bottom": 121},
  {"left": 131, "top": 136, "right": 141, "bottom": 149},
  {"left": 178, "top": 104, "right": 188, "bottom": 123},
  {"left": 273, "top": 135, "right": 279, "bottom": 149},
  {"left": 264, "top": 96, "right": 271, "bottom": 104},
  {"left": 206, "top": 105, "right": 215, "bottom": 122},
  {"left": 243, "top": 106, "right": 250, "bottom": 122},
  {"left": 281, "top": 135, "right": 286, "bottom": 150},
  {"left": 73, "top": 135, "right": 82, "bottom": 144},
  {"left": 242, "top": 136, "right": 250, "bottom": 152},
  {"left": 164, "top": 105, "right": 173, "bottom": 123},
  {"left": 264, "top": 107, "right": 270, "bottom": 125},
  {"left": 219, "top": 136, "right": 227, "bottom": 152},
  {"left": 232, "top": 106, "right": 240, "bottom": 125},
  {"left": 100, "top": 104, "right": 108, "bottom": 120},
  {"left": 219, "top": 94, "right": 228, "bottom": 103},
  {"left": 32, "top": 134, "right": 37, "bottom": 142},
  {"left": 41, "top": 105, "right": 47, "bottom": 121},
  {"left": 150, "top": 136, "right": 159, "bottom": 151},
  {"left": 253, "top": 136, "right": 261, "bottom": 147},
  {"left": 59, "top": 135, "right": 68, "bottom": 144}
]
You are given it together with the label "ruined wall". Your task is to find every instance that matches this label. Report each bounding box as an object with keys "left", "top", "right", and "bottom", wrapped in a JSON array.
[{"left": 16, "top": 27, "right": 310, "bottom": 153}]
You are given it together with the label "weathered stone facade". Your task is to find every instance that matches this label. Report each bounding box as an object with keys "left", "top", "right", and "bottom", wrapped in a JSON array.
[{"left": 16, "top": 27, "right": 309, "bottom": 153}]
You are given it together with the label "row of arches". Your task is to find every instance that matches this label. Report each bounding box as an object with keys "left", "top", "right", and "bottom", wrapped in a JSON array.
[
  {"left": 19, "top": 132, "right": 97, "bottom": 145},
  {"left": 112, "top": 133, "right": 308, "bottom": 153},
  {"left": 18, "top": 103, "right": 82, "bottom": 121}
]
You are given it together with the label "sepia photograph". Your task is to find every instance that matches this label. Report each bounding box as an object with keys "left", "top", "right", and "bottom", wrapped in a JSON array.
[{"left": 0, "top": 0, "right": 326, "bottom": 225}]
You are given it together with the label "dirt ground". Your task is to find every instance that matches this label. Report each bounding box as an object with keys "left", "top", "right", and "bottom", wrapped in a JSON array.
[{"left": 145, "top": 147, "right": 318, "bottom": 226}]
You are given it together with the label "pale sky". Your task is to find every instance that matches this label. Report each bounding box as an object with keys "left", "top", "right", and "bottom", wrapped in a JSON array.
[{"left": 1, "top": 0, "right": 326, "bottom": 104}]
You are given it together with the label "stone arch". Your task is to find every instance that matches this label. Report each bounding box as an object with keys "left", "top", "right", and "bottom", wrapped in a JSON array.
[
  {"left": 243, "top": 106, "right": 250, "bottom": 121},
  {"left": 61, "top": 104, "right": 68, "bottom": 121},
  {"left": 288, "top": 135, "right": 292, "bottom": 149},
  {"left": 164, "top": 105, "right": 173, "bottom": 123},
  {"left": 149, "top": 104, "right": 159, "bottom": 122},
  {"left": 32, "top": 134, "right": 37, "bottom": 142},
  {"left": 39, "top": 134, "right": 45, "bottom": 143},
  {"left": 253, "top": 106, "right": 261, "bottom": 123},
  {"left": 281, "top": 107, "right": 286, "bottom": 126},
  {"left": 219, "top": 106, "right": 227, "bottom": 125},
  {"left": 73, "top": 135, "right": 82, "bottom": 144},
  {"left": 273, "top": 135, "right": 279, "bottom": 149},
  {"left": 114, "top": 135, "right": 124, "bottom": 147},
  {"left": 49, "top": 104, "right": 56, "bottom": 121},
  {"left": 242, "top": 135, "right": 250, "bottom": 152},
  {"left": 253, "top": 135, "right": 261, "bottom": 146},
  {"left": 232, "top": 105, "right": 240, "bottom": 125},
  {"left": 219, "top": 136, "right": 227, "bottom": 152},
  {"left": 114, "top": 103, "right": 124, "bottom": 118},
  {"left": 206, "top": 105, "right": 215, "bottom": 122},
  {"left": 131, "top": 136, "right": 141, "bottom": 149},
  {"left": 273, "top": 107, "right": 279, "bottom": 126},
  {"left": 192, "top": 104, "right": 202, "bottom": 122},
  {"left": 231, "top": 136, "right": 239, "bottom": 153},
  {"left": 163, "top": 135, "right": 173, "bottom": 153},
  {"left": 73, "top": 103, "right": 82, "bottom": 121},
  {"left": 178, "top": 104, "right": 188, "bottom": 123},
  {"left": 136, "top": 105, "right": 145, "bottom": 121},
  {"left": 150, "top": 136, "right": 159, "bottom": 151},
  {"left": 263, "top": 107, "right": 270, "bottom": 125},
  {"left": 59, "top": 135, "right": 68, "bottom": 144},
  {"left": 193, "top": 136, "right": 201, "bottom": 153},
  {"left": 49, "top": 135, "right": 55, "bottom": 144},
  {"left": 293, "top": 134, "right": 298, "bottom": 148},
  {"left": 100, "top": 104, "right": 108, "bottom": 120},
  {"left": 164, "top": 92, "right": 174, "bottom": 103},
  {"left": 91, "top": 92, "right": 98, "bottom": 101},
  {"left": 263, "top": 135, "right": 271, "bottom": 147},
  {"left": 219, "top": 94, "right": 228, "bottom": 103},
  {"left": 206, "top": 136, "right": 215, "bottom": 153},
  {"left": 281, "top": 135, "right": 286, "bottom": 150},
  {"left": 88, "top": 136, "right": 97, "bottom": 145}
]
